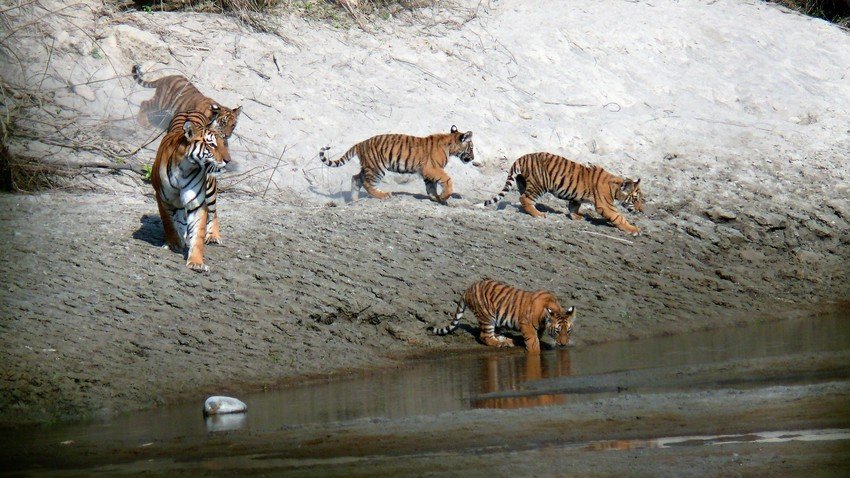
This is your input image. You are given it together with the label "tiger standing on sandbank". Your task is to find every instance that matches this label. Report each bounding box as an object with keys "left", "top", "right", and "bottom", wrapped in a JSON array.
[
  {"left": 319, "top": 125, "right": 474, "bottom": 204},
  {"left": 482, "top": 152, "right": 644, "bottom": 235},
  {"left": 151, "top": 107, "right": 231, "bottom": 272}
]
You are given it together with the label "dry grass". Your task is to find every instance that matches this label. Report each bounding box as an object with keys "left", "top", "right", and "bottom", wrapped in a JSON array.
[
  {"left": 123, "top": 1, "right": 443, "bottom": 31},
  {"left": 769, "top": 0, "right": 850, "bottom": 26}
]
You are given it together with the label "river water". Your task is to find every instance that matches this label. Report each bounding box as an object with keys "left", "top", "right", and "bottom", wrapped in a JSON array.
[{"left": 4, "top": 309, "right": 850, "bottom": 471}]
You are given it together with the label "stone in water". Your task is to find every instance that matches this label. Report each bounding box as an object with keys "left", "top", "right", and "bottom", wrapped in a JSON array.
[{"left": 203, "top": 396, "right": 247, "bottom": 416}]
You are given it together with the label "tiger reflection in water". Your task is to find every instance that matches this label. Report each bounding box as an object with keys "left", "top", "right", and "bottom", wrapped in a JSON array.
[{"left": 471, "top": 351, "right": 571, "bottom": 410}]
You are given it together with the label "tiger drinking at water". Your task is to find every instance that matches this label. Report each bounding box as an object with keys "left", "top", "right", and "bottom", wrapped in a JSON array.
[{"left": 430, "top": 279, "right": 576, "bottom": 354}]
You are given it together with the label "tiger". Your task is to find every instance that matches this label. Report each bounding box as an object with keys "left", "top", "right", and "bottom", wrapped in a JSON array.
[
  {"left": 482, "top": 152, "right": 644, "bottom": 235},
  {"left": 132, "top": 65, "right": 242, "bottom": 140},
  {"left": 318, "top": 125, "right": 474, "bottom": 204},
  {"left": 430, "top": 279, "right": 576, "bottom": 354},
  {"left": 151, "top": 106, "right": 232, "bottom": 272}
]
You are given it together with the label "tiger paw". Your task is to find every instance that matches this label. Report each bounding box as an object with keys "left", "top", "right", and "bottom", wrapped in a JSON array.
[
  {"left": 205, "top": 237, "right": 223, "bottom": 245},
  {"left": 163, "top": 242, "right": 184, "bottom": 252},
  {"left": 497, "top": 337, "right": 515, "bottom": 347},
  {"left": 187, "top": 261, "right": 209, "bottom": 273}
]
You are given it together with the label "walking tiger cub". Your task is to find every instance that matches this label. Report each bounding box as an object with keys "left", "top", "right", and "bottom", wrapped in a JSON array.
[
  {"left": 151, "top": 107, "right": 231, "bottom": 272},
  {"left": 430, "top": 279, "right": 576, "bottom": 354},
  {"left": 132, "top": 65, "right": 242, "bottom": 140},
  {"left": 319, "top": 125, "right": 474, "bottom": 203},
  {"left": 482, "top": 152, "right": 644, "bottom": 235}
]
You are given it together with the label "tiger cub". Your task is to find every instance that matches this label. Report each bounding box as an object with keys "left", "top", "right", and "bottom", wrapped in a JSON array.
[
  {"left": 319, "top": 125, "right": 474, "bottom": 204},
  {"left": 132, "top": 65, "right": 241, "bottom": 140},
  {"left": 430, "top": 279, "right": 576, "bottom": 354},
  {"left": 483, "top": 152, "right": 643, "bottom": 235},
  {"left": 151, "top": 107, "right": 231, "bottom": 272}
]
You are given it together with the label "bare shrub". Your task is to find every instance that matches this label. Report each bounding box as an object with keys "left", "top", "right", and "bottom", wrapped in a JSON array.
[
  {"left": 770, "top": 0, "right": 850, "bottom": 26},
  {"left": 122, "top": 1, "right": 444, "bottom": 31}
]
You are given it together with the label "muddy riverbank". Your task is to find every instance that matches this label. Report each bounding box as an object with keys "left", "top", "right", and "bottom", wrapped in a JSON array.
[
  {"left": 2, "top": 313, "right": 849, "bottom": 475},
  {"left": 0, "top": 189, "right": 848, "bottom": 427}
]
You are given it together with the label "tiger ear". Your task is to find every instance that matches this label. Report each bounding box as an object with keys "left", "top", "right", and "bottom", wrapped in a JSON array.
[
  {"left": 461, "top": 131, "right": 473, "bottom": 143},
  {"left": 209, "top": 104, "right": 221, "bottom": 123},
  {"left": 183, "top": 120, "right": 195, "bottom": 140},
  {"left": 566, "top": 306, "right": 575, "bottom": 314},
  {"left": 634, "top": 178, "right": 641, "bottom": 186},
  {"left": 233, "top": 106, "right": 242, "bottom": 118},
  {"left": 450, "top": 125, "right": 458, "bottom": 134}
]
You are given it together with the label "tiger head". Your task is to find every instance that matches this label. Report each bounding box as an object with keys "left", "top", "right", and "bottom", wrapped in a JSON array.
[
  {"left": 214, "top": 105, "right": 242, "bottom": 144},
  {"left": 546, "top": 306, "right": 576, "bottom": 347},
  {"left": 182, "top": 116, "right": 231, "bottom": 176},
  {"left": 618, "top": 178, "right": 643, "bottom": 213},
  {"left": 448, "top": 125, "right": 474, "bottom": 164}
]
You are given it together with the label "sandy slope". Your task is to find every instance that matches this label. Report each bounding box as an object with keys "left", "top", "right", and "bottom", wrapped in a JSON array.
[{"left": 0, "top": 0, "right": 849, "bottom": 425}]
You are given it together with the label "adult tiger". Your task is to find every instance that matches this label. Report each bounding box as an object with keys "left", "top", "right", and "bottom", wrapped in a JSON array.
[
  {"left": 430, "top": 279, "right": 576, "bottom": 354},
  {"left": 319, "top": 125, "right": 474, "bottom": 204},
  {"left": 132, "top": 65, "right": 242, "bottom": 140},
  {"left": 151, "top": 106, "right": 231, "bottom": 272},
  {"left": 482, "top": 152, "right": 643, "bottom": 235}
]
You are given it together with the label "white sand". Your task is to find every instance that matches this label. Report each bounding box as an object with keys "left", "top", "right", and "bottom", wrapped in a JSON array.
[{"left": 5, "top": 0, "right": 849, "bottom": 207}]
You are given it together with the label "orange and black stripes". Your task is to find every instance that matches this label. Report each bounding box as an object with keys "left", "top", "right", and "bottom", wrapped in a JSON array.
[
  {"left": 151, "top": 109, "right": 231, "bottom": 272},
  {"left": 319, "top": 125, "right": 474, "bottom": 203},
  {"left": 430, "top": 279, "right": 576, "bottom": 353},
  {"left": 132, "top": 65, "right": 241, "bottom": 138},
  {"left": 482, "top": 152, "right": 643, "bottom": 235}
]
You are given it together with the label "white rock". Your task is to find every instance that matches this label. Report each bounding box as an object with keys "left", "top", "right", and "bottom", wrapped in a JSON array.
[{"left": 203, "top": 396, "right": 247, "bottom": 416}]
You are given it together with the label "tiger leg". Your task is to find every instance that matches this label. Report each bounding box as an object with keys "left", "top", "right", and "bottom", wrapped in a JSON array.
[
  {"left": 519, "top": 193, "right": 546, "bottom": 218},
  {"left": 137, "top": 99, "right": 154, "bottom": 127},
  {"left": 185, "top": 206, "right": 209, "bottom": 272},
  {"left": 478, "top": 315, "right": 515, "bottom": 348},
  {"left": 519, "top": 322, "right": 542, "bottom": 354},
  {"left": 155, "top": 193, "right": 184, "bottom": 251},
  {"left": 361, "top": 168, "right": 392, "bottom": 200},
  {"left": 423, "top": 178, "right": 438, "bottom": 200},
  {"left": 350, "top": 172, "right": 364, "bottom": 201},
  {"left": 206, "top": 213, "right": 221, "bottom": 244},
  {"left": 205, "top": 177, "right": 222, "bottom": 244},
  {"left": 432, "top": 168, "right": 454, "bottom": 204},
  {"left": 596, "top": 203, "right": 640, "bottom": 235},
  {"left": 567, "top": 200, "right": 584, "bottom": 220}
]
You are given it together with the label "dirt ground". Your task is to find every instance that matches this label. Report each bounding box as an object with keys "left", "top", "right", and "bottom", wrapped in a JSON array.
[{"left": 0, "top": 175, "right": 848, "bottom": 427}]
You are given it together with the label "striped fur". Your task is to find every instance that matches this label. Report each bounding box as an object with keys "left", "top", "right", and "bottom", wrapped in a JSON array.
[
  {"left": 483, "top": 152, "right": 644, "bottom": 235},
  {"left": 151, "top": 109, "right": 231, "bottom": 272},
  {"left": 430, "top": 279, "right": 576, "bottom": 353},
  {"left": 319, "top": 125, "right": 474, "bottom": 203},
  {"left": 132, "top": 65, "right": 241, "bottom": 140}
]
